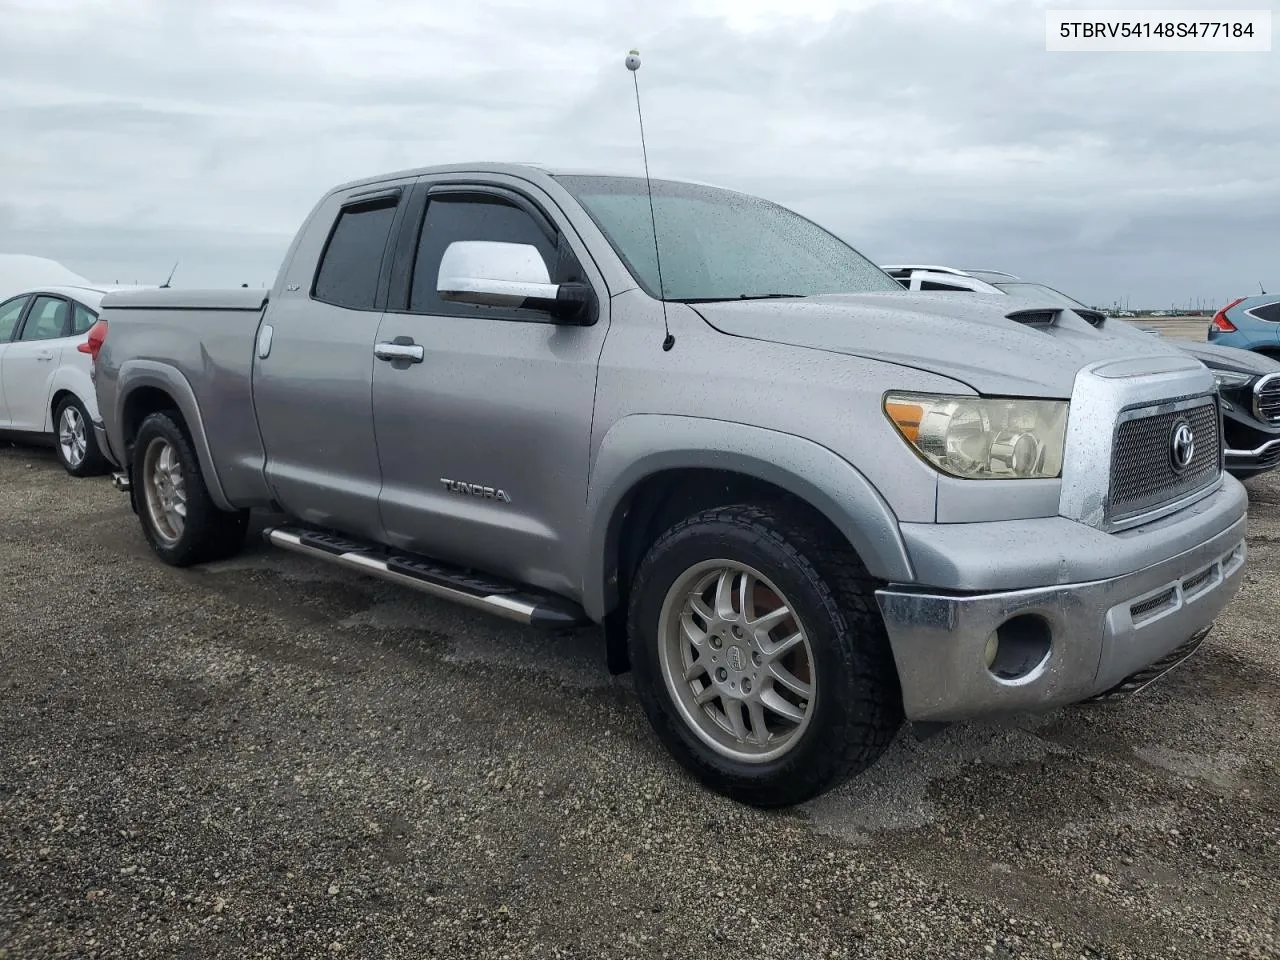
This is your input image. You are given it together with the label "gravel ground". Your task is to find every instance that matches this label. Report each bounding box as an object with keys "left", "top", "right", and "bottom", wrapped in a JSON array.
[{"left": 1, "top": 443, "right": 1277, "bottom": 959}]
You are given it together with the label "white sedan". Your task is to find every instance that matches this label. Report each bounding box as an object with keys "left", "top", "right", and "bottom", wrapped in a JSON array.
[{"left": 0, "top": 284, "right": 129, "bottom": 476}]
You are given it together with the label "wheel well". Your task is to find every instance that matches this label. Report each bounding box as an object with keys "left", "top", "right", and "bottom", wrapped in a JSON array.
[
  {"left": 49, "top": 389, "right": 77, "bottom": 428},
  {"left": 602, "top": 468, "right": 860, "bottom": 674},
  {"left": 121, "top": 386, "right": 182, "bottom": 458}
]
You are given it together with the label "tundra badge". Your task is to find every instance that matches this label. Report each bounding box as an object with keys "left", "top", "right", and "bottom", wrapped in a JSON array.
[{"left": 440, "top": 479, "right": 512, "bottom": 503}]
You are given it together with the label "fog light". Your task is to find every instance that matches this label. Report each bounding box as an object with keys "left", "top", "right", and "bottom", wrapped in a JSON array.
[
  {"left": 983, "top": 630, "right": 999, "bottom": 669},
  {"left": 984, "top": 615, "right": 1053, "bottom": 682}
]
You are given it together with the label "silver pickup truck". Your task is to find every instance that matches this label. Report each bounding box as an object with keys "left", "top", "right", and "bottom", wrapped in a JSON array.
[{"left": 91, "top": 163, "right": 1248, "bottom": 807}]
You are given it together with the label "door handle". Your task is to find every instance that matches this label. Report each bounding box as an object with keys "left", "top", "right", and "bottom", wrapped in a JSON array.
[
  {"left": 257, "top": 323, "right": 273, "bottom": 359},
  {"left": 36, "top": 351, "right": 54, "bottom": 361},
  {"left": 374, "top": 337, "right": 425, "bottom": 364}
]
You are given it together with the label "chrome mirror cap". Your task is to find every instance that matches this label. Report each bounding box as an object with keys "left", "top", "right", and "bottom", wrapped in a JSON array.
[{"left": 437, "top": 240, "right": 558, "bottom": 307}]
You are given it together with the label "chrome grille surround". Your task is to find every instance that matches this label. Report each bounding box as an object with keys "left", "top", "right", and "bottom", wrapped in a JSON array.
[
  {"left": 1252, "top": 372, "right": 1280, "bottom": 425},
  {"left": 1060, "top": 356, "right": 1223, "bottom": 532},
  {"left": 1108, "top": 397, "right": 1221, "bottom": 523}
]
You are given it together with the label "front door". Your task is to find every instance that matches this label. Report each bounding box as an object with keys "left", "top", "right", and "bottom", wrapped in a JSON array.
[
  {"left": 251, "top": 186, "right": 405, "bottom": 540},
  {"left": 371, "top": 181, "right": 609, "bottom": 597},
  {"left": 2, "top": 295, "right": 71, "bottom": 432}
]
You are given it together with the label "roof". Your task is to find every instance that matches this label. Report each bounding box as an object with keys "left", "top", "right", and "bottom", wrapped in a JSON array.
[
  {"left": 323, "top": 161, "right": 735, "bottom": 198},
  {"left": 3, "top": 284, "right": 152, "bottom": 308}
]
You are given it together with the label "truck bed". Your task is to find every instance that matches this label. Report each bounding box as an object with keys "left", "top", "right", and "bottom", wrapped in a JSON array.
[{"left": 96, "top": 287, "right": 273, "bottom": 508}]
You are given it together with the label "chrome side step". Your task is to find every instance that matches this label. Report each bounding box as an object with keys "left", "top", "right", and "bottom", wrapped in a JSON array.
[{"left": 262, "top": 526, "right": 589, "bottom": 629}]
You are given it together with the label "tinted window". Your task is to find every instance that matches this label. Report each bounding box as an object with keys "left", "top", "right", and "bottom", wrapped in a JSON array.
[
  {"left": 409, "top": 196, "right": 559, "bottom": 319},
  {"left": 1250, "top": 301, "right": 1280, "bottom": 323},
  {"left": 557, "top": 174, "right": 899, "bottom": 302},
  {"left": 71, "top": 302, "right": 97, "bottom": 335},
  {"left": 0, "top": 296, "right": 28, "bottom": 342},
  {"left": 20, "top": 296, "right": 70, "bottom": 340},
  {"left": 313, "top": 197, "right": 398, "bottom": 311},
  {"left": 920, "top": 280, "right": 972, "bottom": 291}
]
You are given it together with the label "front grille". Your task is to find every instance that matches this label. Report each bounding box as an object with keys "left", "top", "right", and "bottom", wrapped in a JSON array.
[
  {"left": 1254, "top": 375, "right": 1280, "bottom": 425},
  {"left": 1109, "top": 400, "right": 1220, "bottom": 521}
]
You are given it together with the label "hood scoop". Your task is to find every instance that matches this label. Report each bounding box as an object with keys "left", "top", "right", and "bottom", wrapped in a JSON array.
[
  {"left": 1006, "top": 308, "right": 1060, "bottom": 328},
  {"left": 1074, "top": 309, "right": 1107, "bottom": 328}
]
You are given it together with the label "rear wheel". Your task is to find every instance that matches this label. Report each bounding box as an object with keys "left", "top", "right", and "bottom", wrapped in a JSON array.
[
  {"left": 132, "top": 412, "right": 248, "bottom": 566},
  {"left": 54, "top": 396, "right": 107, "bottom": 478},
  {"left": 628, "top": 502, "right": 903, "bottom": 807}
]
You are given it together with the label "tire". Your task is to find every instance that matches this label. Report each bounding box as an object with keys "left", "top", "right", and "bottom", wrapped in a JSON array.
[
  {"left": 131, "top": 411, "right": 249, "bottom": 567},
  {"left": 627, "top": 503, "right": 903, "bottom": 808},
  {"left": 53, "top": 395, "right": 107, "bottom": 478}
]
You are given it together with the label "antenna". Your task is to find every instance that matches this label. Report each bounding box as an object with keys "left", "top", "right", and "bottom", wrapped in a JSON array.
[
  {"left": 1260, "top": 281, "right": 1268, "bottom": 295},
  {"left": 626, "top": 50, "right": 674, "bottom": 352},
  {"left": 160, "top": 260, "right": 179, "bottom": 289}
]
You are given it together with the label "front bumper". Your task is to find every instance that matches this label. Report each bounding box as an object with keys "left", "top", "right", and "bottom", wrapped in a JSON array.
[{"left": 876, "top": 493, "right": 1247, "bottom": 722}]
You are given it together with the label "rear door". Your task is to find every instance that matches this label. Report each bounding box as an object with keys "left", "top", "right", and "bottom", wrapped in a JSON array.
[
  {"left": 251, "top": 185, "right": 406, "bottom": 540},
  {"left": 369, "top": 180, "right": 610, "bottom": 595},
  {"left": 0, "top": 295, "right": 31, "bottom": 426},
  {"left": 2, "top": 295, "right": 71, "bottom": 432}
]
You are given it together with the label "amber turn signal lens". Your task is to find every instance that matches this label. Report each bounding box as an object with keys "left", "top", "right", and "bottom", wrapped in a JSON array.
[{"left": 884, "top": 400, "right": 923, "bottom": 443}]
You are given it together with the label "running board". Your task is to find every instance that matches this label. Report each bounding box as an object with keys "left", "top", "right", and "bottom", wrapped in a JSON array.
[{"left": 262, "top": 526, "right": 589, "bottom": 629}]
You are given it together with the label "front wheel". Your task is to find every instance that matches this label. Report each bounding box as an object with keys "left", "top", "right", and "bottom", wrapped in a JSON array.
[
  {"left": 627, "top": 503, "right": 903, "bottom": 807},
  {"left": 132, "top": 412, "right": 249, "bottom": 567}
]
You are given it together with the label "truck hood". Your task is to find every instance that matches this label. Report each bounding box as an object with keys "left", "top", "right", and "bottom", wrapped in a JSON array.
[{"left": 691, "top": 291, "right": 1190, "bottom": 397}]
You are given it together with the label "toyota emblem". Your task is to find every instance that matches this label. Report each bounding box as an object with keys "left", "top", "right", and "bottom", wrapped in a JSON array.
[{"left": 1170, "top": 419, "right": 1196, "bottom": 471}]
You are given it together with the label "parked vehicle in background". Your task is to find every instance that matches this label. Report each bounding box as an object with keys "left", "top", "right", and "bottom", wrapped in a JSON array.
[
  {"left": 0, "top": 285, "right": 129, "bottom": 476},
  {"left": 1206, "top": 294, "right": 1280, "bottom": 358},
  {"left": 94, "top": 164, "right": 1247, "bottom": 807},
  {"left": 0, "top": 255, "right": 89, "bottom": 302},
  {"left": 881, "top": 266, "right": 1280, "bottom": 480}
]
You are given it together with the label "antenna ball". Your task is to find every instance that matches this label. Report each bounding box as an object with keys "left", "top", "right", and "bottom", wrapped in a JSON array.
[{"left": 625, "top": 51, "right": 641, "bottom": 71}]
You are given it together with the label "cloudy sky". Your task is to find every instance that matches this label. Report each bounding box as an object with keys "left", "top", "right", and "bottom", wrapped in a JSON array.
[{"left": 0, "top": 0, "right": 1275, "bottom": 308}]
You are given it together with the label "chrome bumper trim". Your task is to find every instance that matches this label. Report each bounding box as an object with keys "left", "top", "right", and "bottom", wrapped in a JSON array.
[{"left": 1225, "top": 437, "right": 1280, "bottom": 458}]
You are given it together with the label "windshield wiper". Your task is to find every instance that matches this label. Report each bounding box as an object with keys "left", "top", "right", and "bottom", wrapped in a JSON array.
[{"left": 677, "top": 293, "right": 807, "bottom": 303}]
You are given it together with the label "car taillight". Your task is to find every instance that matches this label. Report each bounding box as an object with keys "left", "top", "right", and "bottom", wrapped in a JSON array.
[
  {"left": 77, "top": 319, "right": 107, "bottom": 361},
  {"left": 1210, "top": 298, "right": 1244, "bottom": 333}
]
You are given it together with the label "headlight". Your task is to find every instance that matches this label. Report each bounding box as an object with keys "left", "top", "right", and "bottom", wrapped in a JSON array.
[
  {"left": 1211, "top": 370, "right": 1253, "bottom": 390},
  {"left": 884, "top": 393, "right": 1069, "bottom": 479}
]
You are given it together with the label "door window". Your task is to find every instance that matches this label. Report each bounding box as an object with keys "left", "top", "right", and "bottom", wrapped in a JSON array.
[
  {"left": 0, "top": 296, "right": 29, "bottom": 342},
  {"left": 312, "top": 196, "right": 399, "bottom": 311},
  {"left": 19, "top": 296, "right": 70, "bottom": 340},
  {"left": 71, "top": 302, "right": 98, "bottom": 335},
  {"left": 409, "top": 195, "right": 560, "bottom": 320}
]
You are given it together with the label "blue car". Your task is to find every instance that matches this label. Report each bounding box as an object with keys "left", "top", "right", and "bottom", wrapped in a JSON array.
[{"left": 1207, "top": 294, "right": 1280, "bottom": 357}]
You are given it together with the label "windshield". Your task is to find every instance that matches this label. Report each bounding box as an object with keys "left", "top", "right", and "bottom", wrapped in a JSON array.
[
  {"left": 556, "top": 175, "right": 900, "bottom": 302},
  {"left": 992, "top": 281, "right": 1087, "bottom": 309}
]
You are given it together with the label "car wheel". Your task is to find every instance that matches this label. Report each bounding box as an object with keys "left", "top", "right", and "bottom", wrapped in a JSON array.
[
  {"left": 132, "top": 411, "right": 249, "bottom": 567},
  {"left": 54, "top": 395, "right": 107, "bottom": 478},
  {"left": 627, "top": 502, "right": 903, "bottom": 807}
]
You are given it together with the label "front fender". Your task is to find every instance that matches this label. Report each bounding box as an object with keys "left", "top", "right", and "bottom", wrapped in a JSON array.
[
  {"left": 113, "top": 360, "right": 235, "bottom": 512},
  {"left": 582, "top": 414, "right": 915, "bottom": 620}
]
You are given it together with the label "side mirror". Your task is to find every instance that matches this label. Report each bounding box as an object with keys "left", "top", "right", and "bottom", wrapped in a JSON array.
[{"left": 437, "top": 240, "right": 593, "bottom": 324}]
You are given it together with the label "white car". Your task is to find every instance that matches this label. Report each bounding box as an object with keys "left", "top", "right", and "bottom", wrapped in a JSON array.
[{"left": 0, "top": 284, "right": 126, "bottom": 476}]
